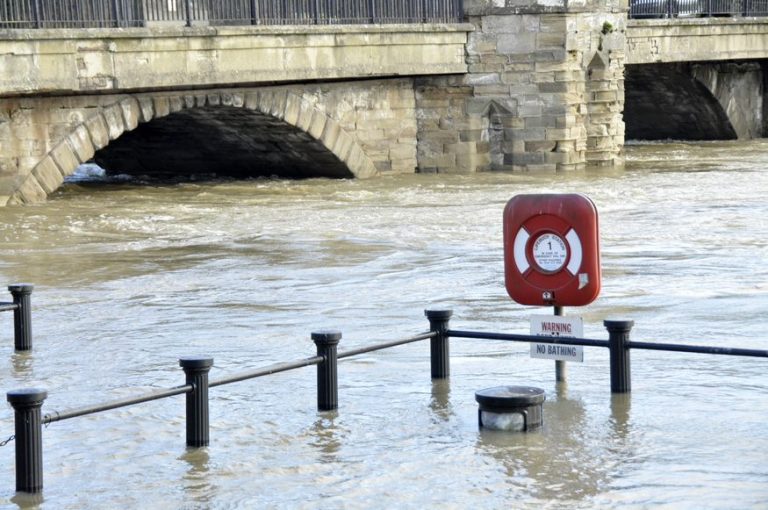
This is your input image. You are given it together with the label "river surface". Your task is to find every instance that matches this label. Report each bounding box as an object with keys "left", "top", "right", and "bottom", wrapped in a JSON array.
[{"left": 0, "top": 140, "right": 767, "bottom": 509}]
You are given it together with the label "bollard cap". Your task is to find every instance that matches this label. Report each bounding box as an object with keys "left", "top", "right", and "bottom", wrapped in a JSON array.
[
  {"left": 7, "top": 388, "right": 47, "bottom": 406},
  {"left": 603, "top": 319, "right": 635, "bottom": 331},
  {"left": 179, "top": 357, "right": 214, "bottom": 370},
  {"left": 311, "top": 330, "right": 342, "bottom": 345},
  {"left": 475, "top": 386, "right": 545, "bottom": 410},
  {"left": 8, "top": 284, "right": 34, "bottom": 294},
  {"left": 424, "top": 309, "right": 453, "bottom": 320}
]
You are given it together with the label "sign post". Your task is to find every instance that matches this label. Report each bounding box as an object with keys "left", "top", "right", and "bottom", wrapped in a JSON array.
[{"left": 504, "top": 193, "right": 600, "bottom": 384}]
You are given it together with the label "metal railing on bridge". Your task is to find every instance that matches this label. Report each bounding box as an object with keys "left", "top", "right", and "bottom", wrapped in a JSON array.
[
  {"left": 0, "top": 0, "right": 463, "bottom": 28},
  {"left": 630, "top": 0, "right": 768, "bottom": 18}
]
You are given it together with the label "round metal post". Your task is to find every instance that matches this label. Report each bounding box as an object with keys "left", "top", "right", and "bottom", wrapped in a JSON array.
[
  {"left": 605, "top": 320, "right": 634, "bottom": 393},
  {"left": 425, "top": 309, "right": 452, "bottom": 379},
  {"left": 179, "top": 357, "right": 214, "bottom": 447},
  {"left": 312, "top": 330, "right": 341, "bottom": 411},
  {"left": 7, "top": 389, "right": 47, "bottom": 494},
  {"left": 554, "top": 306, "right": 567, "bottom": 383},
  {"left": 185, "top": 0, "right": 193, "bottom": 26},
  {"left": 9, "top": 284, "right": 33, "bottom": 351}
]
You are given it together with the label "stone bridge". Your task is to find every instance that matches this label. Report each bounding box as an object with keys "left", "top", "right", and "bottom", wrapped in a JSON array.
[{"left": 1, "top": 0, "right": 767, "bottom": 205}]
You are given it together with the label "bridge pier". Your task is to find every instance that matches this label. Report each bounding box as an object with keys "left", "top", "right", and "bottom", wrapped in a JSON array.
[{"left": 417, "top": 0, "right": 627, "bottom": 174}]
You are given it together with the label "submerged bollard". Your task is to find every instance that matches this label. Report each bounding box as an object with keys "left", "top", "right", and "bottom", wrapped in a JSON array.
[
  {"left": 179, "top": 357, "right": 214, "bottom": 447},
  {"left": 605, "top": 320, "right": 634, "bottom": 393},
  {"left": 7, "top": 388, "right": 47, "bottom": 493},
  {"left": 9, "top": 284, "right": 33, "bottom": 351},
  {"left": 425, "top": 309, "right": 452, "bottom": 379},
  {"left": 475, "top": 386, "right": 545, "bottom": 432},
  {"left": 312, "top": 330, "right": 341, "bottom": 411}
]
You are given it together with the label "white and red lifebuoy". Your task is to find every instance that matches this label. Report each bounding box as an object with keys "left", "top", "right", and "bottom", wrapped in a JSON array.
[{"left": 503, "top": 194, "right": 601, "bottom": 307}]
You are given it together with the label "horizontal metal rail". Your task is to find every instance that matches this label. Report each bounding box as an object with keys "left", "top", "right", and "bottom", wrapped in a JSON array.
[
  {"left": 447, "top": 329, "right": 768, "bottom": 358},
  {"left": 43, "top": 384, "right": 192, "bottom": 425},
  {"left": 209, "top": 355, "right": 323, "bottom": 387},
  {"left": 448, "top": 329, "right": 610, "bottom": 348},
  {"left": 629, "top": 340, "right": 768, "bottom": 358},
  {"left": 0, "top": 303, "right": 18, "bottom": 313},
  {"left": 630, "top": 0, "right": 768, "bottom": 19},
  {"left": 0, "top": 0, "right": 463, "bottom": 28},
  {"left": 338, "top": 331, "right": 436, "bottom": 359}
]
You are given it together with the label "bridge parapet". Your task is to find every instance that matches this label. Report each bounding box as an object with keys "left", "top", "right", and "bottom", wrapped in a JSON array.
[
  {"left": 627, "top": 17, "right": 768, "bottom": 63},
  {"left": 0, "top": 24, "right": 470, "bottom": 97}
]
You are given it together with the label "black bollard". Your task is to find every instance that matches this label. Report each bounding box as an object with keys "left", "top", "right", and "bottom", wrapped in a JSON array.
[
  {"left": 312, "top": 330, "right": 341, "bottom": 411},
  {"left": 179, "top": 357, "right": 214, "bottom": 447},
  {"left": 7, "top": 388, "right": 47, "bottom": 493},
  {"left": 425, "top": 309, "right": 452, "bottom": 379},
  {"left": 605, "top": 320, "right": 634, "bottom": 393},
  {"left": 9, "top": 284, "right": 33, "bottom": 351}
]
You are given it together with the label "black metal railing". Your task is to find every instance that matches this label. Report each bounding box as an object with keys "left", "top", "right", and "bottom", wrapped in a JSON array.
[
  {"left": 4, "top": 308, "right": 766, "bottom": 494},
  {"left": 630, "top": 0, "right": 768, "bottom": 18},
  {"left": 1, "top": 284, "right": 33, "bottom": 351},
  {"left": 0, "top": 0, "right": 463, "bottom": 28}
]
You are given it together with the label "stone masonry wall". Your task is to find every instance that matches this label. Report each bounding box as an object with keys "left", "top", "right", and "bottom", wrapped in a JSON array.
[
  {"left": 0, "top": 79, "right": 419, "bottom": 205},
  {"left": 417, "top": 1, "right": 627, "bottom": 173}
]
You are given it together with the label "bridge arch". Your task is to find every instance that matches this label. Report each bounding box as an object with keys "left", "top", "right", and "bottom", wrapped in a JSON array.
[
  {"left": 624, "top": 63, "right": 746, "bottom": 141},
  {"left": 10, "top": 89, "right": 378, "bottom": 205}
]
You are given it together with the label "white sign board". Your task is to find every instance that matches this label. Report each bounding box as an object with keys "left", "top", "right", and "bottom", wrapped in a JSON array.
[{"left": 530, "top": 315, "right": 584, "bottom": 362}]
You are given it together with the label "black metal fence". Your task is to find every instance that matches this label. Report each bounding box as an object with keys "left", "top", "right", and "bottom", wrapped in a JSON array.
[
  {"left": 630, "top": 0, "right": 768, "bottom": 18},
  {"left": 4, "top": 307, "right": 767, "bottom": 494},
  {"left": 0, "top": 0, "right": 463, "bottom": 28}
]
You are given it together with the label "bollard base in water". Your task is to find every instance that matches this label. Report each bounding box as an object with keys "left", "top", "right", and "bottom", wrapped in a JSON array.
[{"left": 475, "top": 386, "right": 545, "bottom": 432}]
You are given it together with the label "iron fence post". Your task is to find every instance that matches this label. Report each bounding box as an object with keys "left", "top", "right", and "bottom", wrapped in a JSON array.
[
  {"left": 605, "top": 320, "right": 634, "bottom": 393},
  {"left": 9, "top": 284, "right": 33, "bottom": 351},
  {"left": 185, "top": 0, "right": 193, "bottom": 26},
  {"left": 7, "top": 389, "right": 47, "bottom": 493},
  {"left": 425, "top": 309, "right": 452, "bottom": 379},
  {"left": 180, "top": 357, "right": 214, "bottom": 447},
  {"left": 312, "top": 330, "right": 340, "bottom": 411},
  {"left": 250, "top": 0, "right": 258, "bottom": 24},
  {"left": 32, "top": 0, "right": 42, "bottom": 28}
]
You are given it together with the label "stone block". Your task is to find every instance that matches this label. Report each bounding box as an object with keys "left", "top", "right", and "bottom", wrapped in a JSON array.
[
  {"left": 51, "top": 140, "right": 81, "bottom": 174},
  {"left": 137, "top": 96, "right": 154, "bottom": 122},
  {"left": 466, "top": 73, "right": 503, "bottom": 86},
  {"left": 526, "top": 163, "right": 558, "bottom": 173},
  {"left": 283, "top": 93, "right": 303, "bottom": 126},
  {"left": 119, "top": 97, "right": 141, "bottom": 131},
  {"left": 245, "top": 92, "right": 260, "bottom": 110},
  {"left": 461, "top": 129, "right": 486, "bottom": 142},
  {"left": 481, "top": 15, "right": 539, "bottom": 34},
  {"left": 102, "top": 104, "right": 125, "bottom": 140},
  {"left": 504, "top": 151, "right": 545, "bottom": 165},
  {"left": 32, "top": 157, "right": 64, "bottom": 193},
  {"left": 389, "top": 143, "right": 416, "bottom": 161},
  {"left": 270, "top": 90, "right": 289, "bottom": 119},
  {"left": 537, "top": 32, "right": 567, "bottom": 50},
  {"left": 525, "top": 140, "right": 557, "bottom": 152},
  {"left": 169, "top": 96, "right": 184, "bottom": 113},
  {"left": 68, "top": 124, "right": 95, "bottom": 162},
  {"left": 153, "top": 96, "right": 171, "bottom": 118},
  {"left": 84, "top": 113, "right": 110, "bottom": 150},
  {"left": 308, "top": 111, "right": 328, "bottom": 139},
  {"left": 15, "top": 175, "right": 47, "bottom": 204},
  {"left": 524, "top": 116, "right": 557, "bottom": 128},
  {"left": 497, "top": 33, "right": 537, "bottom": 54}
]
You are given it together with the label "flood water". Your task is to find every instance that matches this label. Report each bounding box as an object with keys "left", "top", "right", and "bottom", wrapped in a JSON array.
[{"left": 0, "top": 140, "right": 767, "bottom": 509}]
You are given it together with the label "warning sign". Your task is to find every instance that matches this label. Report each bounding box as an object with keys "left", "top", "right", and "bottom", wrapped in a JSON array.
[{"left": 530, "top": 315, "right": 584, "bottom": 362}]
